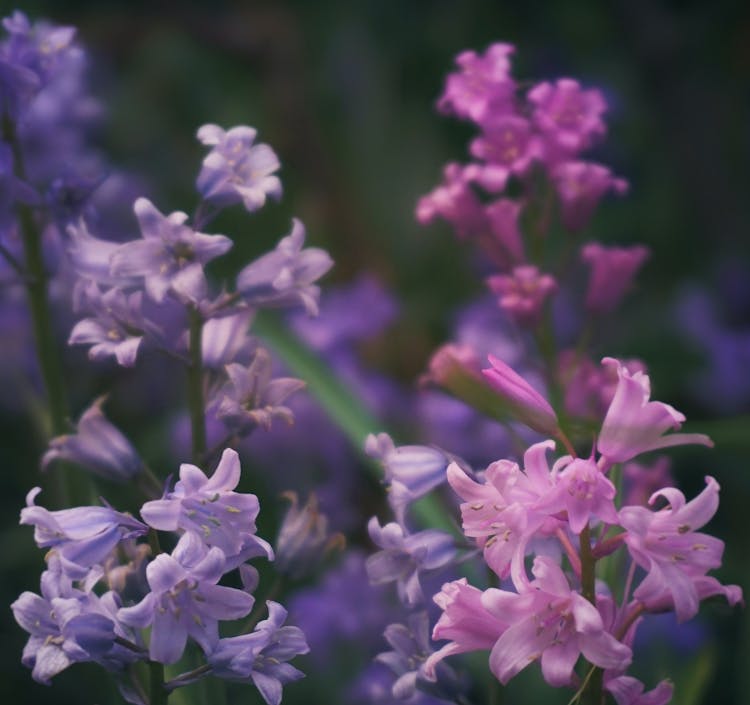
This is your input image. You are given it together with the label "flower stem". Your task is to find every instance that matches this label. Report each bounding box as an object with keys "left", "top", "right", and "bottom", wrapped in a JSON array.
[
  {"left": 149, "top": 660, "right": 168, "bottom": 705},
  {"left": 187, "top": 306, "right": 207, "bottom": 463},
  {"left": 579, "top": 524, "right": 604, "bottom": 705}
]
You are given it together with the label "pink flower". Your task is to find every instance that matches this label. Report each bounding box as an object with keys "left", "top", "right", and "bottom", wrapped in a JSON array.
[
  {"left": 437, "top": 43, "right": 516, "bottom": 123},
  {"left": 482, "top": 354, "right": 559, "bottom": 435},
  {"left": 528, "top": 78, "right": 608, "bottom": 156},
  {"left": 485, "top": 198, "right": 525, "bottom": 264},
  {"left": 487, "top": 265, "right": 557, "bottom": 326},
  {"left": 597, "top": 358, "right": 713, "bottom": 465},
  {"left": 581, "top": 242, "right": 650, "bottom": 314},
  {"left": 619, "top": 476, "right": 742, "bottom": 622},
  {"left": 470, "top": 116, "right": 541, "bottom": 181},
  {"left": 552, "top": 161, "right": 628, "bottom": 232},
  {"left": 482, "top": 556, "right": 631, "bottom": 686},
  {"left": 423, "top": 578, "right": 509, "bottom": 679}
]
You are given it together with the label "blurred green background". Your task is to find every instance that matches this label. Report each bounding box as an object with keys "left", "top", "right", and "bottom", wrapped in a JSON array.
[{"left": 2, "top": 1, "right": 748, "bottom": 704}]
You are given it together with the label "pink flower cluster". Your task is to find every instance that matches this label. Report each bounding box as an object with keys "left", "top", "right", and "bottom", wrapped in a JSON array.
[{"left": 424, "top": 356, "right": 740, "bottom": 702}]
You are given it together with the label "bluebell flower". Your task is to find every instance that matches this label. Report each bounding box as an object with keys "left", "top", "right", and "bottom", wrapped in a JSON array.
[
  {"left": 236, "top": 218, "right": 333, "bottom": 315},
  {"left": 21, "top": 488, "right": 147, "bottom": 578},
  {"left": 140, "top": 448, "right": 273, "bottom": 569},
  {"left": 118, "top": 532, "right": 254, "bottom": 664},
  {"left": 208, "top": 601, "right": 308, "bottom": 705},
  {"left": 196, "top": 124, "right": 282, "bottom": 212}
]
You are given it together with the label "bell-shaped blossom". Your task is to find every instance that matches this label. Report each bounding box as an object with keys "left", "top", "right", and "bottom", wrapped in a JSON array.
[
  {"left": 485, "top": 198, "right": 525, "bottom": 264},
  {"left": 41, "top": 396, "right": 143, "bottom": 482},
  {"left": 201, "top": 309, "right": 255, "bottom": 368},
  {"left": 214, "top": 348, "right": 305, "bottom": 434},
  {"left": 377, "top": 611, "right": 462, "bottom": 702},
  {"left": 12, "top": 579, "right": 139, "bottom": 684},
  {"left": 604, "top": 674, "right": 673, "bottom": 705},
  {"left": 424, "top": 578, "right": 509, "bottom": 678},
  {"left": 581, "top": 242, "right": 650, "bottom": 314},
  {"left": 140, "top": 448, "right": 272, "bottom": 569},
  {"left": 447, "top": 441, "right": 558, "bottom": 581},
  {"left": 274, "top": 492, "right": 344, "bottom": 579},
  {"left": 366, "top": 432, "right": 451, "bottom": 502},
  {"left": 619, "top": 476, "right": 742, "bottom": 622},
  {"left": 470, "top": 116, "right": 541, "bottom": 185},
  {"left": 236, "top": 218, "right": 333, "bottom": 315},
  {"left": 482, "top": 354, "right": 559, "bottom": 435},
  {"left": 68, "top": 283, "right": 145, "bottom": 366},
  {"left": 552, "top": 161, "right": 628, "bottom": 232},
  {"left": 622, "top": 457, "right": 674, "bottom": 508},
  {"left": 482, "top": 556, "right": 632, "bottom": 686},
  {"left": 110, "top": 197, "right": 232, "bottom": 304},
  {"left": 487, "top": 265, "right": 557, "bottom": 326},
  {"left": 66, "top": 219, "right": 134, "bottom": 289},
  {"left": 118, "top": 532, "right": 254, "bottom": 663},
  {"left": 20, "top": 488, "right": 147, "bottom": 578},
  {"left": 437, "top": 43, "right": 516, "bottom": 123},
  {"left": 196, "top": 124, "right": 282, "bottom": 212},
  {"left": 536, "top": 456, "right": 619, "bottom": 535},
  {"left": 597, "top": 357, "right": 713, "bottom": 465},
  {"left": 366, "top": 517, "right": 455, "bottom": 606},
  {"left": 207, "top": 601, "right": 308, "bottom": 705},
  {"left": 528, "top": 78, "right": 607, "bottom": 156}
]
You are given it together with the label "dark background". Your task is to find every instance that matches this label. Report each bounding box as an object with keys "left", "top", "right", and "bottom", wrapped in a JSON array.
[{"left": 2, "top": 1, "right": 748, "bottom": 704}]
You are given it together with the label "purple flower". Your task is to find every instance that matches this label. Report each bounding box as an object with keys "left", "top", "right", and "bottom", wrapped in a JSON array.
[
  {"left": 236, "top": 218, "right": 333, "bottom": 315},
  {"left": 41, "top": 396, "right": 143, "bottom": 481},
  {"left": 482, "top": 556, "right": 632, "bottom": 686},
  {"left": 597, "top": 357, "right": 713, "bottom": 465},
  {"left": 118, "top": 532, "right": 254, "bottom": 663},
  {"left": 213, "top": 349, "right": 305, "bottom": 434},
  {"left": 140, "top": 448, "right": 272, "bottom": 568},
  {"left": 20, "top": 488, "right": 147, "bottom": 578},
  {"left": 68, "top": 284, "right": 145, "bottom": 366},
  {"left": 604, "top": 675, "right": 673, "bottom": 705},
  {"left": 366, "top": 517, "right": 455, "bottom": 606},
  {"left": 581, "top": 242, "right": 650, "bottom": 314},
  {"left": 196, "top": 124, "right": 282, "bottom": 212},
  {"left": 201, "top": 309, "right": 255, "bottom": 368},
  {"left": 111, "top": 197, "right": 232, "bottom": 304},
  {"left": 619, "top": 476, "right": 743, "bottom": 622},
  {"left": 208, "top": 601, "right": 308, "bottom": 705}
]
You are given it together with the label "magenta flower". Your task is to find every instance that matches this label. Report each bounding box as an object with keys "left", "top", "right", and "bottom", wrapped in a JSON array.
[
  {"left": 196, "top": 124, "right": 282, "bottom": 212},
  {"left": 482, "top": 556, "right": 631, "bottom": 686},
  {"left": 528, "top": 78, "right": 607, "bottom": 156},
  {"left": 619, "top": 476, "right": 742, "bottom": 622},
  {"left": 597, "top": 357, "right": 713, "bottom": 465},
  {"left": 581, "top": 242, "right": 650, "bottom": 314},
  {"left": 604, "top": 674, "right": 673, "bottom": 705},
  {"left": 482, "top": 354, "right": 559, "bottom": 435},
  {"left": 140, "top": 448, "right": 272, "bottom": 569},
  {"left": 552, "top": 161, "right": 628, "bottom": 232},
  {"left": 487, "top": 265, "right": 557, "bottom": 326},
  {"left": 118, "top": 532, "right": 254, "bottom": 663},
  {"left": 111, "top": 197, "right": 232, "bottom": 304},
  {"left": 485, "top": 198, "right": 525, "bottom": 264},
  {"left": 437, "top": 43, "right": 516, "bottom": 123}
]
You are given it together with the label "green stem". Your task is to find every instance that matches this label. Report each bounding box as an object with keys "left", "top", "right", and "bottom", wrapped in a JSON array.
[
  {"left": 187, "top": 306, "right": 207, "bottom": 463},
  {"left": 149, "top": 660, "right": 168, "bottom": 705},
  {"left": 579, "top": 524, "right": 603, "bottom": 705}
]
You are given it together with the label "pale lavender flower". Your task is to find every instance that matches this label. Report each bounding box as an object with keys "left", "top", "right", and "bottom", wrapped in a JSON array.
[
  {"left": 604, "top": 675, "right": 673, "bottom": 705},
  {"left": 68, "top": 283, "right": 145, "bottom": 366},
  {"left": 111, "top": 197, "right": 232, "bottom": 304},
  {"left": 275, "top": 492, "right": 344, "bottom": 579},
  {"left": 196, "top": 124, "right": 282, "bottom": 212},
  {"left": 66, "top": 218, "right": 134, "bottom": 288},
  {"left": 201, "top": 309, "right": 255, "bottom": 368},
  {"left": 42, "top": 396, "right": 143, "bottom": 481},
  {"left": 619, "top": 476, "right": 743, "bottom": 622},
  {"left": 207, "top": 601, "right": 308, "bottom": 705},
  {"left": 581, "top": 242, "right": 650, "bottom": 314},
  {"left": 140, "top": 448, "right": 272, "bottom": 568},
  {"left": 118, "top": 532, "right": 254, "bottom": 663},
  {"left": 597, "top": 357, "right": 713, "bottom": 465},
  {"left": 482, "top": 556, "right": 632, "bottom": 686},
  {"left": 20, "top": 488, "right": 147, "bottom": 578},
  {"left": 214, "top": 348, "right": 305, "bottom": 433},
  {"left": 236, "top": 218, "right": 333, "bottom": 315},
  {"left": 366, "top": 517, "right": 455, "bottom": 606}
]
